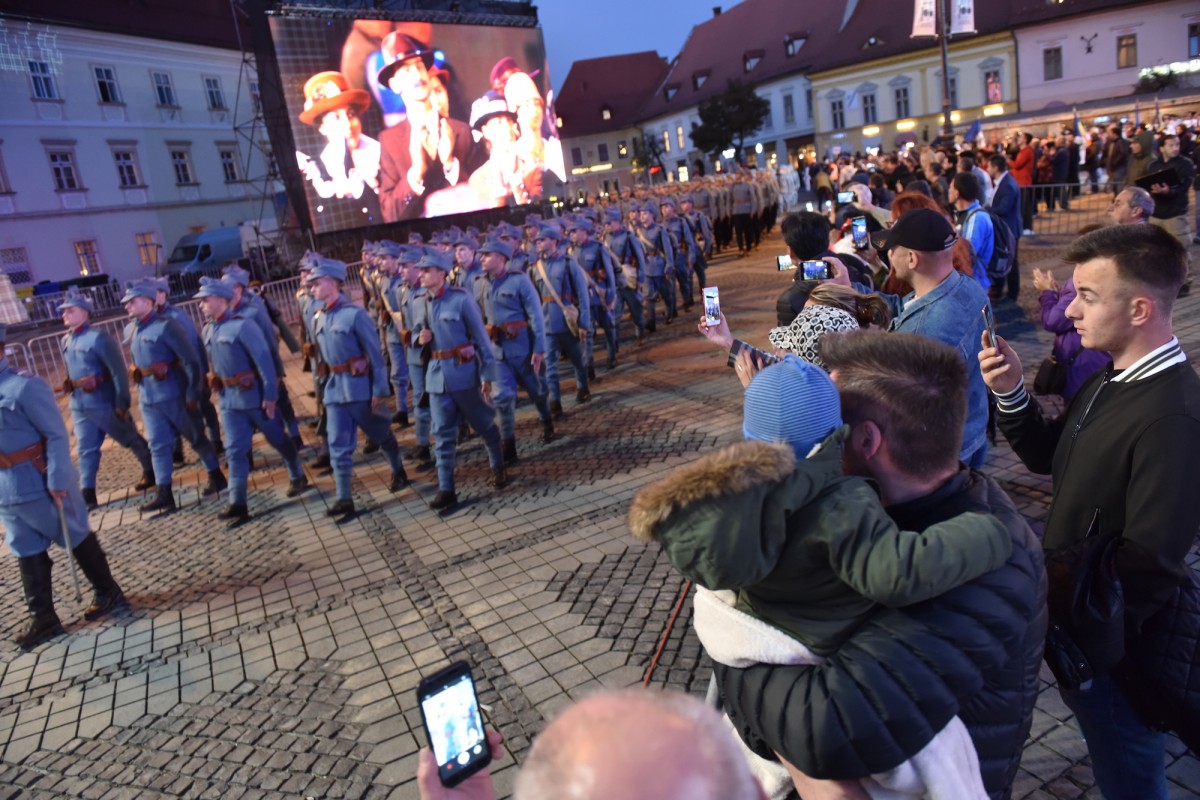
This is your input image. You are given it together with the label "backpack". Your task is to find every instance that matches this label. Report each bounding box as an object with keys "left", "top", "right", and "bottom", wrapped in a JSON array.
[{"left": 966, "top": 208, "right": 1016, "bottom": 282}]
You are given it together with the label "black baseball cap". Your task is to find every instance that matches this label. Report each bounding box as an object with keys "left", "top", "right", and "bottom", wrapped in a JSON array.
[{"left": 870, "top": 208, "right": 958, "bottom": 253}]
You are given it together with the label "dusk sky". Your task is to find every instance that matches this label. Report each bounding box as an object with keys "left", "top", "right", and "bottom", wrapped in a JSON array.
[{"left": 539, "top": 0, "right": 736, "bottom": 96}]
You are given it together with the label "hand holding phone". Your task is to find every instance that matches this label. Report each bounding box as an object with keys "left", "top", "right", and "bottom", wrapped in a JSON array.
[
  {"left": 981, "top": 304, "right": 996, "bottom": 350},
  {"left": 702, "top": 286, "right": 721, "bottom": 327},
  {"left": 418, "top": 661, "right": 492, "bottom": 787},
  {"left": 777, "top": 254, "right": 796, "bottom": 271},
  {"left": 802, "top": 260, "right": 833, "bottom": 281},
  {"left": 850, "top": 216, "right": 868, "bottom": 250}
]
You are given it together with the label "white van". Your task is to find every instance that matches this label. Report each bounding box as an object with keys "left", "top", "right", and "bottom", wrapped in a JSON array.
[{"left": 164, "top": 228, "right": 243, "bottom": 274}]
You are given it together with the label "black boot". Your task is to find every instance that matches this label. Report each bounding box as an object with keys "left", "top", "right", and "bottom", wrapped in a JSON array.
[
  {"left": 201, "top": 469, "right": 227, "bottom": 497},
  {"left": 501, "top": 439, "right": 518, "bottom": 465},
  {"left": 217, "top": 503, "right": 250, "bottom": 528},
  {"left": 587, "top": 366, "right": 597, "bottom": 381},
  {"left": 72, "top": 534, "right": 126, "bottom": 621},
  {"left": 491, "top": 467, "right": 508, "bottom": 489},
  {"left": 172, "top": 440, "right": 185, "bottom": 466},
  {"left": 393, "top": 411, "right": 410, "bottom": 428},
  {"left": 82, "top": 488, "right": 99, "bottom": 511},
  {"left": 541, "top": 420, "right": 555, "bottom": 444},
  {"left": 576, "top": 388, "right": 592, "bottom": 404},
  {"left": 290, "top": 435, "right": 304, "bottom": 453},
  {"left": 308, "top": 452, "right": 331, "bottom": 471},
  {"left": 140, "top": 485, "right": 176, "bottom": 514},
  {"left": 428, "top": 490, "right": 458, "bottom": 512},
  {"left": 412, "top": 445, "right": 434, "bottom": 470},
  {"left": 133, "top": 469, "right": 155, "bottom": 492},
  {"left": 550, "top": 400, "right": 563, "bottom": 418},
  {"left": 15, "top": 552, "right": 63, "bottom": 650},
  {"left": 362, "top": 440, "right": 380, "bottom": 455},
  {"left": 325, "top": 498, "right": 356, "bottom": 518},
  {"left": 286, "top": 475, "right": 310, "bottom": 498},
  {"left": 389, "top": 467, "right": 410, "bottom": 492}
]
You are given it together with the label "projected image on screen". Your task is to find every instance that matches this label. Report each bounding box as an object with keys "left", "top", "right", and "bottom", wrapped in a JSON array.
[{"left": 271, "top": 17, "right": 563, "bottom": 233}]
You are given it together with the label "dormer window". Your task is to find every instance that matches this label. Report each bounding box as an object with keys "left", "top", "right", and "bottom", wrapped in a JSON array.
[
  {"left": 864, "top": 35, "right": 884, "bottom": 48},
  {"left": 693, "top": 70, "right": 710, "bottom": 90},
  {"left": 601, "top": 105, "right": 612, "bottom": 121},
  {"left": 664, "top": 83, "right": 680, "bottom": 101},
  {"left": 785, "top": 34, "right": 807, "bottom": 57},
  {"left": 744, "top": 50, "right": 764, "bottom": 72}
]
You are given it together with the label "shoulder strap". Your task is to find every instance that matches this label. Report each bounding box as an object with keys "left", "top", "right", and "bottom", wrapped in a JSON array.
[{"left": 535, "top": 258, "right": 571, "bottom": 314}]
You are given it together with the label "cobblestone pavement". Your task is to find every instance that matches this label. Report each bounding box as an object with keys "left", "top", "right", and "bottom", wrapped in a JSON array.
[{"left": 1, "top": 225, "right": 1198, "bottom": 799}]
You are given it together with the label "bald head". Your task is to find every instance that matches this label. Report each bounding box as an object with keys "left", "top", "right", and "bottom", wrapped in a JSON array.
[{"left": 515, "top": 689, "right": 761, "bottom": 800}]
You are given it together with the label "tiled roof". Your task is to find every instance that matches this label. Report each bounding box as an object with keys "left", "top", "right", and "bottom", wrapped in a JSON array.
[
  {"left": 556, "top": 51, "right": 671, "bottom": 138},
  {"left": 1, "top": 0, "right": 246, "bottom": 50}
]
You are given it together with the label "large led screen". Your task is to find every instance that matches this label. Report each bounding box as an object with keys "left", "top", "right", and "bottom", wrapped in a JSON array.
[{"left": 269, "top": 17, "right": 563, "bottom": 234}]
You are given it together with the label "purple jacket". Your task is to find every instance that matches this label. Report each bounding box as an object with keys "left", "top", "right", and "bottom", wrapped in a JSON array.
[{"left": 1038, "top": 279, "right": 1111, "bottom": 402}]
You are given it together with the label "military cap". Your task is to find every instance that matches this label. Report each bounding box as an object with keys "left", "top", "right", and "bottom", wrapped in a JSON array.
[
  {"left": 658, "top": 196, "right": 677, "bottom": 209},
  {"left": 679, "top": 193, "right": 695, "bottom": 204},
  {"left": 298, "top": 250, "right": 322, "bottom": 271},
  {"left": 149, "top": 276, "right": 170, "bottom": 295},
  {"left": 454, "top": 235, "right": 480, "bottom": 251},
  {"left": 58, "top": 288, "right": 94, "bottom": 314},
  {"left": 533, "top": 224, "right": 562, "bottom": 242},
  {"left": 377, "top": 239, "right": 404, "bottom": 258},
  {"left": 566, "top": 218, "right": 594, "bottom": 234},
  {"left": 523, "top": 213, "right": 543, "bottom": 228},
  {"left": 307, "top": 257, "right": 348, "bottom": 283},
  {"left": 495, "top": 222, "right": 522, "bottom": 239},
  {"left": 120, "top": 279, "right": 158, "bottom": 304},
  {"left": 416, "top": 250, "right": 452, "bottom": 271},
  {"left": 603, "top": 207, "right": 623, "bottom": 223},
  {"left": 466, "top": 225, "right": 481, "bottom": 238},
  {"left": 195, "top": 275, "right": 235, "bottom": 300},
  {"left": 222, "top": 264, "right": 251, "bottom": 287},
  {"left": 397, "top": 245, "right": 423, "bottom": 264},
  {"left": 478, "top": 238, "right": 513, "bottom": 260},
  {"left": 408, "top": 232, "right": 424, "bottom": 245}
]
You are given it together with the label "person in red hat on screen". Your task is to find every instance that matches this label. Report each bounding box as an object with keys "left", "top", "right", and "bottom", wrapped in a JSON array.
[{"left": 296, "top": 71, "right": 380, "bottom": 205}]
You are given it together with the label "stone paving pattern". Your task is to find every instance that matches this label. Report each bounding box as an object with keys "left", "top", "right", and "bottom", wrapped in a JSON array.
[{"left": 1, "top": 202, "right": 1199, "bottom": 798}]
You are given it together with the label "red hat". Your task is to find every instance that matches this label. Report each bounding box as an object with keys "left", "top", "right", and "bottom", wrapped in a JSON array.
[{"left": 377, "top": 32, "right": 435, "bottom": 86}]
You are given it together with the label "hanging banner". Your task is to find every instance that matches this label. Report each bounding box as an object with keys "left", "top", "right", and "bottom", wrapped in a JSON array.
[
  {"left": 950, "top": 0, "right": 976, "bottom": 35},
  {"left": 912, "top": 0, "right": 937, "bottom": 37}
]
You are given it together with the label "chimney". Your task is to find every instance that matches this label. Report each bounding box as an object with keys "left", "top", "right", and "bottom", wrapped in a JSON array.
[{"left": 713, "top": 6, "right": 721, "bottom": 16}]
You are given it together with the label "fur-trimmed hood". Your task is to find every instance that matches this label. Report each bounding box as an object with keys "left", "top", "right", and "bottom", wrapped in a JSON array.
[{"left": 628, "top": 440, "right": 797, "bottom": 543}]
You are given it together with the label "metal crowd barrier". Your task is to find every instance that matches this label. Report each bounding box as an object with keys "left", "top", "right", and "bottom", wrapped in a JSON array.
[
  {"left": 16, "top": 262, "right": 369, "bottom": 387},
  {"left": 1021, "top": 183, "right": 1196, "bottom": 238}
]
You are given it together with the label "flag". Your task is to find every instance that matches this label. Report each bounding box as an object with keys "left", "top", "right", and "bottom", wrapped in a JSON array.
[
  {"left": 950, "top": 0, "right": 976, "bottom": 35},
  {"left": 964, "top": 118, "right": 981, "bottom": 145},
  {"left": 1134, "top": 100, "right": 1140, "bottom": 126},
  {"left": 912, "top": 0, "right": 937, "bottom": 37}
]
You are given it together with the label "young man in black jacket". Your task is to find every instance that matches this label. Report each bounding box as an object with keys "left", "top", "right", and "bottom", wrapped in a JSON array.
[
  {"left": 716, "top": 331, "right": 1047, "bottom": 800},
  {"left": 981, "top": 223, "right": 1200, "bottom": 800}
]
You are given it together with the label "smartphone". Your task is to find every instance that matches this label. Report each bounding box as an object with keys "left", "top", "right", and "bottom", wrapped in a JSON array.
[
  {"left": 837, "top": 190, "right": 855, "bottom": 205},
  {"left": 981, "top": 304, "right": 996, "bottom": 349},
  {"left": 802, "top": 260, "right": 833, "bottom": 280},
  {"left": 821, "top": 200, "right": 833, "bottom": 213},
  {"left": 702, "top": 286, "right": 721, "bottom": 327},
  {"left": 417, "top": 661, "right": 491, "bottom": 787},
  {"left": 776, "top": 254, "right": 796, "bottom": 271},
  {"left": 850, "top": 216, "right": 868, "bottom": 250},
  {"left": 805, "top": 202, "right": 814, "bottom": 212}
]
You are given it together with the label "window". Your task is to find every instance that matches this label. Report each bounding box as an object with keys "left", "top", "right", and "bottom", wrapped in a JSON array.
[
  {"left": 862, "top": 93, "right": 877, "bottom": 124},
  {"left": 48, "top": 150, "right": 79, "bottom": 191},
  {"left": 693, "top": 73, "right": 707, "bottom": 90},
  {"left": 830, "top": 99, "right": 845, "bottom": 130},
  {"left": 571, "top": 146, "right": 583, "bottom": 167},
  {"left": 662, "top": 130, "right": 671, "bottom": 153},
  {"left": 204, "top": 76, "right": 226, "bottom": 110},
  {"left": 0, "top": 247, "right": 32, "bottom": 285},
  {"left": 250, "top": 80, "right": 261, "bottom": 114},
  {"left": 135, "top": 233, "right": 160, "bottom": 267},
  {"left": 1190, "top": 23, "right": 1200, "bottom": 58},
  {"left": 1043, "top": 47, "right": 1063, "bottom": 81},
  {"left": 597, "top": 142, "right": 609, "bottom": 162},
  {"left": 743, "top": 51, "right": 763, "bottom": 73},
  {"left": 601, "top": 105, "right": 612, "bottom": 121},
  {"left": 948, "top": 76, "right": 958, "bottom": 109},
  {"left": 894, "top": 86, "right": 910, "bottom": 119},
  {"left": 93, "top": 66, "right": 121, "bottom": 103},
  {"left": 170, "top": 149, "right": 195, "bottom": 184},
  {"left": 1117, "top": 34, "right": 1137, "bottom": 69},
  {"left": 73, "top": 241, "right": 101, "bottom": 276},
  {"left": 29, "top": 61, "right": 59, "bottom": 100},
  {"left": 785, "top": 35, "right": 806, "bottom": 57},
  {"left": 617, "top": 141, "right": 628, "bottom": 159},
  {"left": 805, "top": 89, "right": 813, "bottom": 120},
  {"left": 664, "top": 84, "right": 679, "bottom": 101},
  {"left": 112, "top": 150, "right": 140, "bottom": 187},
  {"left": 985, "top": 70, "right": 1003, "bottom": 103},
  {"left": 152, "top": 71, "right": 177, "bottom": 106},
  {"left": 676, "top": 125, "right": 685, "bottom": 149},
  {"left": 219, "top": 148, "right": 240, "bottom": 182},
  {"left": 263, "top": 146, "right": 278, "bottom": 178},
  {"left": 783, "top": 93, "right": 795, "bottom": 126},
  {"left": 0, "top": 145, "right": 11, "bottom": 194}
]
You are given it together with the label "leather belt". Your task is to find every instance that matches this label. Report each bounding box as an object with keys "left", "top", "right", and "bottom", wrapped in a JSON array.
[
  {"left": 431, "top": 344, "right": 477, "bottom": 364},
  {"left": 59, "top": 374, "right": 107, "bottom": 394},
  {"left": 0, "top": 440, "right": 47, "bottom": 474},
  {"left": 486, "top": 321, "right": 529, "bottom": 343},
  {"left": 207, "top": 370, "right": 256, "bottom": 391},
  {"left": 316, "top": 356, "right": 369, "bottom": 379},
  {"left": 129, "top": 360, "right": 180, "bottom": 384}
]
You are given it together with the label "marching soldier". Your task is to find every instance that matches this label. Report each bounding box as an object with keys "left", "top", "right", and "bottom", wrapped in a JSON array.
[
  {"left": 376, "top": 240, "right": 411, "bottom": 428},
  {"left": 477, "top": 238, "right": 554, "bottom": 463},
  {"left": 0, "top": 322, "right": 126, "bottom": 650},
  {"left": 57, "top": 289, "right": 155, "bottom": 508},
  {"left": 636, "top": 203, "right": 677, "bottom": 332},
  {"left": 124, "top": 279, "right": 227, "bottom": 513},
  {"left": 222, "top": 265, "right": 304, "bottom": 451},
  {"left": 397, "top": 247, "right": 434, "bottom": 467},
  {"left": 494, "top": 222, "right": 529, "bottom": 273},
  {"left": 530, "top": 225, "right": 591, "bottom": 416},
  {"left": 659, "top": 196, "right": 697, "bottom": 313},
  {"left": 297, "top": 254, "right": 333, "bottom": 471},
  {"left": 413, "top": 249, "right": 506, "bottom": 512},
  {"left": 680, "top": 193, "right": 713, "bottom": 291},
  {"left": 196, "top": 278, "right": 310, "bottom": 528},
  {"left": 603, "top": 207, "right": 648, "bottom": 347},
  {"left": 566, "top": 219, "right": 618, "bottom": 372},
  {"left": 308, "top": 258, "right": 408, "bottom": 519}
]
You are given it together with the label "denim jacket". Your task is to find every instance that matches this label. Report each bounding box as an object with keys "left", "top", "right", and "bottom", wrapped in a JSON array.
[{"left": 887, "top": 270, "right": 990, "bottom": 461}]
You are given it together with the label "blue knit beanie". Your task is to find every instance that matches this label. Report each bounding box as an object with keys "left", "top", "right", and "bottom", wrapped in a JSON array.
[{"left": 743, "top": 354, "right": 842, "bottom": 459}]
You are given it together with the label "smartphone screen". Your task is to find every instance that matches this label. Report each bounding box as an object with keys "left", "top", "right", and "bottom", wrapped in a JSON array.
[
  {"left": 837, "top": 190, "right": 855, "bottom": 205},
  {"left": 703, "top": 286, "right": 721, "bottom": 327},
  {"left": 776, "top": 254, "right": 795, "bottom": 271},
  {"left": 418, "top": 662, "right": 491, "bottom": 787},
  {"left": 981, "top": 304, "right": 996, "bottom": 349},
  {"left": 821, "top": 200, "right": 833, "bottom": 213},
  {"left": 802, "top": 260, "right": 833, "bottom": 280},
  {"left": 851, "top": 216, "right": 868, "bottom": 250}
]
